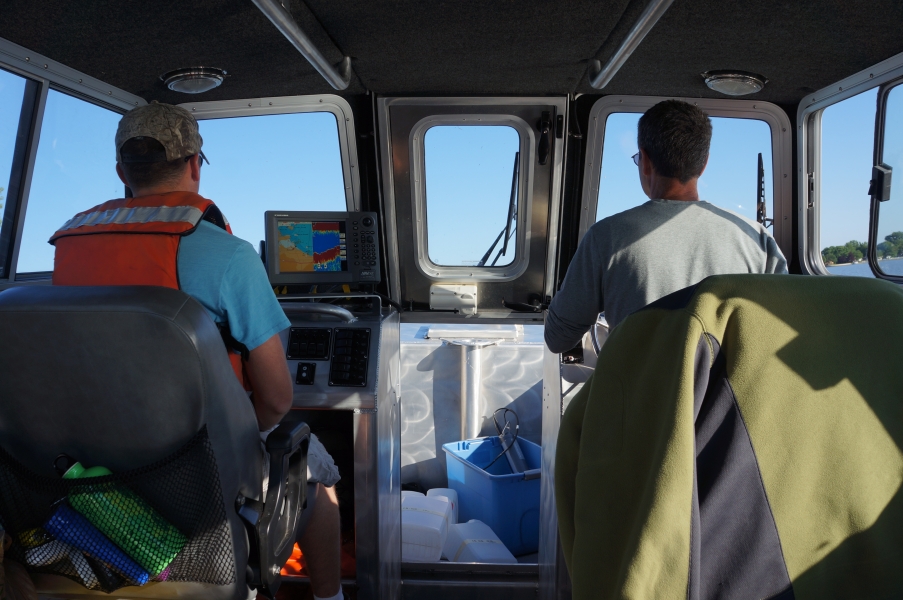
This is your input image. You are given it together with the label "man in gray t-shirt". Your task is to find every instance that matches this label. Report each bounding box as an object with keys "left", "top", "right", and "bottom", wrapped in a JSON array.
[{"left": 545, "top": 100, "right": 787, "bottom": 353}]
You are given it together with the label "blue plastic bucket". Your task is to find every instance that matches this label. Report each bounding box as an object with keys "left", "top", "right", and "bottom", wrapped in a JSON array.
[{"left": 442, "top": 436, "right": 541, "bottom": 556}]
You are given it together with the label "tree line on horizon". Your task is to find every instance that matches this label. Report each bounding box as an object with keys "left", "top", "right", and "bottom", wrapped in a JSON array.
[{"left": 823, "top": 232, "right": 903, "bottom": 265}]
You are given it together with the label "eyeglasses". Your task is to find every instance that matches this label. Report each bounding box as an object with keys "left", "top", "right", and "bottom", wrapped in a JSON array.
[
  {"left": 184, "top": 150, "right": 210, "bottom": 165},
  {"left": 631, "top": 152, "right": 640, "bottom": 166}
]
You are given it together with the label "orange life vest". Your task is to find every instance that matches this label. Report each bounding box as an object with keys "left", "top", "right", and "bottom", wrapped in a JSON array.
[{"left": 49, "top": 191, "right": 250, "bottom": 388}]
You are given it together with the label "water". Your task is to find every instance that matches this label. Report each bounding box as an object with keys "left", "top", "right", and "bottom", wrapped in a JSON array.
[{"left": 826, "top": 258, "right": 903, "bottom": 278}]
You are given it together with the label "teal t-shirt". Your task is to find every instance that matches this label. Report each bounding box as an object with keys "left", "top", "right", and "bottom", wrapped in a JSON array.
[{"left": 178, "top": 221, "right": 289, "bottom": 351}]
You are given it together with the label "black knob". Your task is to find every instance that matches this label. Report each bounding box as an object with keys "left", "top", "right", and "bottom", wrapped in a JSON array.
[
  {"left": 362, "top": 216, "right": 374, "bottom": 227},
  {"left": 366, "top": 235, "right": 374, "bottom": 243}
]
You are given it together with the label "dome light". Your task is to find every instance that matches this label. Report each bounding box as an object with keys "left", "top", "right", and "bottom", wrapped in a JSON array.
[
  {"left": 160, "top": 67, "right": 227, "bottom": 94},
  {"left": 701, "top": 70, "right": 767, "bottom": 96}
]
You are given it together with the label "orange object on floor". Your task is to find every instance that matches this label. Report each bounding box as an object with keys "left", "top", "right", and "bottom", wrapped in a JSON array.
[
  {"left": 281, "top": 544, "right": 306, "bottom": 577},
  {"left": 280, "top": 539, "right": 357, "bottom": 579}
]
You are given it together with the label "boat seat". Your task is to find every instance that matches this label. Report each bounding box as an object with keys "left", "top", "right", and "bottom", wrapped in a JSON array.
[
  {"left": 0, "top": 285, "right": 309, "bottom": 600},
  {"left": 557, "top": 274, "right": 903, "bottom": 599}
]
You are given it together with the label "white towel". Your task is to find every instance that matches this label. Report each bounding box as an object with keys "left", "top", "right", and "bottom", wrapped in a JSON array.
[{"left": 260, "top": 430, "right": 341, "bottom": 490}]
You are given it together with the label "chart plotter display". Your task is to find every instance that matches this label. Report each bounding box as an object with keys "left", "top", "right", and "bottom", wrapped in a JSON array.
[
  {"left": 265, "top": 211, "right": 381, "bottom": 284},
  {"left": 277, "top": 220, "right": 347, "bottom": 272}
]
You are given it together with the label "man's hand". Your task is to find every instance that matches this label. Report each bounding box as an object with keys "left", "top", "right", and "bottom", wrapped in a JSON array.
[{"left": 245, "top": 333, "right": 293, "bottom": 430}]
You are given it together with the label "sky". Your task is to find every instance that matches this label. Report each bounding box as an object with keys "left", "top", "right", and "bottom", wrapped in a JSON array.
[
  {"left": 424, "top": 125, "right": 520, "bottom": 266},
  {"left": 0, "top": 63, "right": 898, "bottom": 275}
]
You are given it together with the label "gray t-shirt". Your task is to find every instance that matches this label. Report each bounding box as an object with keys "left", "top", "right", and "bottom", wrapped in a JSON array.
[{"left": 544, "top": 199, "right": 788, "bottom": 353}]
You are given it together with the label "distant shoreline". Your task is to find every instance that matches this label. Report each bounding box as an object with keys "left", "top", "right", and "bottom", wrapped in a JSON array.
[{"left": 827, "top": 256, "right": 903, "bottom": 267}]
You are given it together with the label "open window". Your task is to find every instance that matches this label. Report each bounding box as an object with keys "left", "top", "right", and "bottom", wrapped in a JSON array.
[
  {"left": 412, "top": 116, "right": 532, "bottom": 280},
  {"left": 0, "top": 38, "right": 143, "bottom": 285},
  {"left": 580, "top": 96, "right": 792, "bottom": 257},
  {"left": 798, "top": 50, "right": 903, "bottom": 280},
  {"left": 870, "top": 82, "right": 903, "bottom": 281},
  {"left": 0, "top": 67, "right": 30, "bottom": 279},
  {"left": 812, "top": 89, "right": 877, "bottom": 277},
  {"left": 16, "top": 89, "right": 122, "bottom": 276}
]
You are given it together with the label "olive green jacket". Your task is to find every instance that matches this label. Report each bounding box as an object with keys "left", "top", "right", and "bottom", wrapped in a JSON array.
[{"left": 556, "top": 274, "right": 903, "bottom": 599}]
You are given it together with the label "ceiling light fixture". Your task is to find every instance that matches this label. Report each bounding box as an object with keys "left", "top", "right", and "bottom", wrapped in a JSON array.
[
  {"left": 160, "top": 67, "right": 226, "bottom": 94},
  {"left": 701, "top": 70, "right": 767, "bottom": 96}
]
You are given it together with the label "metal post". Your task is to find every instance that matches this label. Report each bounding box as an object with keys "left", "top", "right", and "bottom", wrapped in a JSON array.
[
  {"left": 588, "top": 0, "right": 675, "bottom": 89},
  {"left": 251, "top": 0, "right": 352, "bottom": 90},
  {"left": 446, "top": 339, "right": 500, "bottom": 439}
]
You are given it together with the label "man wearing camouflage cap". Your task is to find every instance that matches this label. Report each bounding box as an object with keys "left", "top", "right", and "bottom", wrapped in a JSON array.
[{"left": 49, "top": 102, "right": 347, "bottom": 600}]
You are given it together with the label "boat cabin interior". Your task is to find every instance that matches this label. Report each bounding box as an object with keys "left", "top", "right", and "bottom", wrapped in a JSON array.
[{"left": 1, "top": 1, "right": 902, "bottom": 598}]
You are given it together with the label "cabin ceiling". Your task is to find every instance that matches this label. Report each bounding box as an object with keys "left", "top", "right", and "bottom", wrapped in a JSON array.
[{"left": 2, "top": 0, "right": 903, "bottom": 107}]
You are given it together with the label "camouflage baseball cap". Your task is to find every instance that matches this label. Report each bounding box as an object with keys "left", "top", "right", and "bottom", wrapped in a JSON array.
[{"left": 115, "top": 101, "right": 203, "bottom": 163}]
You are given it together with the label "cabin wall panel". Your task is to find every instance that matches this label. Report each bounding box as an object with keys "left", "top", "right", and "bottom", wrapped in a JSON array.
[{"left": 399, "top": 324, "right": 544, "bottom": 490}]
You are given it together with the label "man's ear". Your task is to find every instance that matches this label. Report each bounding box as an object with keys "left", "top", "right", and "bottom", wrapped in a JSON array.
[
  {"left": 188, "top": 154, "right": 201, "bottom": 182},
  {"left": 699, "top": 153, "right": 710, "bottom": 176},
  {"left": 640, "top": 148, "right": 655, "bottom": 178},
  {"left": 115, "top": 163, "right": 130, "bottom": 187}
]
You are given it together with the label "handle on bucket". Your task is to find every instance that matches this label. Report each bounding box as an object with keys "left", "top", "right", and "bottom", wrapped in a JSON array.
[{"left": 523, "top": 469, "right": 541, "bottom": 481}]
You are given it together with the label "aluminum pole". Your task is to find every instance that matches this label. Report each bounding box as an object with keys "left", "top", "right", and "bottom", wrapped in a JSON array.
[
  {"left": 589, "top": 0, "right": 675, "bottom": 89},
  {"left": 252, "top": 0, "right": 352, "bottom": 90},
  {"left": 446, "top": 339, "right": 500, "bottom": 439}
]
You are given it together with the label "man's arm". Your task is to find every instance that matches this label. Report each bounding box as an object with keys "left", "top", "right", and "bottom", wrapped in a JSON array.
[
  {"left": 763, "top": 235, "right": 789, "bottom": 274},
  {"left": 544, "top": 228, "right": 606, "bottom": 353},
  {"left": 215, "top": 239, "right": 294, "bottom": 430},
  {"left": 244, "top": 333, "right": 293, "bottom": 430}
]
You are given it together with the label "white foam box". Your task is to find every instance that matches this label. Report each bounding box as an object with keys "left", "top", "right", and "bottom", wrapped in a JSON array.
[
  {"left": 442, "top": 520, "right": 517, "bottom": 564},
  {"left": 402, "top": 494, "right": 453, "bottom": 562},
  {"left": 427, "top": 488, "right": 458, "bottom": 524}
]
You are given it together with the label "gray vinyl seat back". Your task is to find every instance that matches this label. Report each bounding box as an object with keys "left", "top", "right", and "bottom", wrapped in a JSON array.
[{"left": 0, "top": 285, "right": 263, "bottom": 600}]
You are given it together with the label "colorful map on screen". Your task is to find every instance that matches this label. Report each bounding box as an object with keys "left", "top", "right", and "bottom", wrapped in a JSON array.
[{"left": 277, "top": 221, "right": 344, "bottom": 272}]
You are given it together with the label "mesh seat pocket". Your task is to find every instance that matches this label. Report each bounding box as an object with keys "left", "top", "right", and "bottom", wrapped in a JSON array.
[{"left": 0, "top": 427, "right": 235, "bottom": 593}]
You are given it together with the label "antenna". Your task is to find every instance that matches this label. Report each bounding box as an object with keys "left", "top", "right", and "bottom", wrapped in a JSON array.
[{"left": 756, "top": 153, "right": 772, "bottom": 228}]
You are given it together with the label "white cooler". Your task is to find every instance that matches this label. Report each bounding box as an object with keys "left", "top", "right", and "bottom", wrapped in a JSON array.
[
  {"left": 401, "top": 493, "right": 453, "bottom": 562},
  {"left": 442, "top": 520, "right": 517, "bottom": 563}
]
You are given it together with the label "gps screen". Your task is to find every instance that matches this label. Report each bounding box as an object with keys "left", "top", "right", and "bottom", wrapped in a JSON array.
[{"left": 276, "top": 220, "right": 347, "bottom": 273}]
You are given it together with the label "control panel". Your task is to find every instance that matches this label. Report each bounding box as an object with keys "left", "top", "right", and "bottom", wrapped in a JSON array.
[
  {"left": 285, "top": 326, "right": 371, "bottom": 388},
  {"left": 281, "top": 296, "right": 396, "bottom": 410},
  {"left": 287, "top": 328, "right": 332, "bottom": 360},
  {"left": 329, "top": 328, "right": 370, "bottom": 387}
]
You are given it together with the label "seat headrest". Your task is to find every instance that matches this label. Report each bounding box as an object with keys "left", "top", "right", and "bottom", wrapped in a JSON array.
[{"left": 0, "top": 285, "right": 246, "bottom": 476}]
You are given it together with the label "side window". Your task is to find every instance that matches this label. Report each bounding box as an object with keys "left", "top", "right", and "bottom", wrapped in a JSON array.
[
  {"left": 819, "top": 89, "right": 877, "bottom": 277},
  {"left": 596, "top": 113, "right": 774, "bottom": 225},
  {"left": 874, "top": 84, "right": 903, "bottom": 277},
  {"left": 197, "top": 112, "right": 346, "bottom": 247},
  {"left": 423, "top": 125, "right": 520, "bottom": 267},
  {"left": 17, "top": 89, "right": 121, "bottom": 274},
  {"left": 0, "top": 69, "right": 27, "bottom": 278}
]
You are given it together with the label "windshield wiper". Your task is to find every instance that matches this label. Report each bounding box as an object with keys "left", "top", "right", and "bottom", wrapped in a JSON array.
[{"left": 477, "top": 151, "right": 520, "bottom": 267}]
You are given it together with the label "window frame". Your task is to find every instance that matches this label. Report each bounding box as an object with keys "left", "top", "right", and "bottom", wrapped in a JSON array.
[
  {"left": 408, "top": 114, "right": 536, "bottom": 282},
  {"left": 0, "top": 36, "right": 143, "bottom": 286},
  {"left": 178, "top": 95, "right": 360, "bottom": 212},
  {"left": 868, "top": 79, "right": 903, "bottom": 282},
  {"left": 579, "top": 95, "right": 793, "bottom": 259},
  {"left": 797, "top": 50, "right": 903, "bottom": 277}
]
